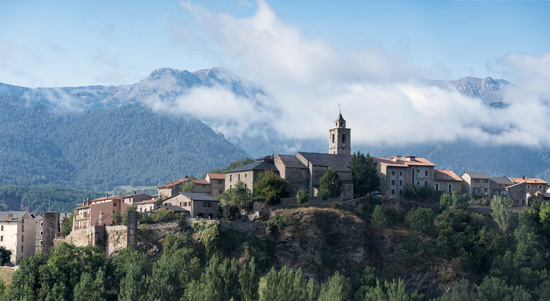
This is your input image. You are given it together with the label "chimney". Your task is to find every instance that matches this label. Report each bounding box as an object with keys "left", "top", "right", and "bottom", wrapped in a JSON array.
[
  {"left": 7, "top": 214, "right": 12, "bottom": 221},
  {"left": 523, "top": 176, "right": 525, "bottom": 180}
]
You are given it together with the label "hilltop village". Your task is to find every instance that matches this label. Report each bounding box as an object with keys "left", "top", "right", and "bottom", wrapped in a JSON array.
[{"left": 1, "top": 113, "right": 549, "bottom": 265}]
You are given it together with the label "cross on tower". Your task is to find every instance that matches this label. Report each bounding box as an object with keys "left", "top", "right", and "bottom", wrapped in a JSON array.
[{"left": 337, "top": 102, "right": 341, "bottom": 114}]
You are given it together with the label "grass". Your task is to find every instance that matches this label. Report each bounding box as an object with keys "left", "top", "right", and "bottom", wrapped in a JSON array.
[{"left": 0, "top": 266, "right": 15, "bottom": 287}]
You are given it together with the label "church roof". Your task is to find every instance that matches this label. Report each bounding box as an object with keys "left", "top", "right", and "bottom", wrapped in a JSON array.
[
  {"left": 336, "top": 113, "right": 345, "bottom": 122},
  {"left": 224, "top": 161, "right": 278, "bottom": 173},
  {"left": 296, "top": 152, "right": 352, "bottom": 172},
  {"left": 277, "top": 155, "right": 307, "bottom": 169}
]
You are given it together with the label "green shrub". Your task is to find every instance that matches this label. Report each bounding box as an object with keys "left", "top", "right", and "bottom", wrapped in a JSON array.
[{"left": 296, "top": 190, "right": 310, "bottom": 204}]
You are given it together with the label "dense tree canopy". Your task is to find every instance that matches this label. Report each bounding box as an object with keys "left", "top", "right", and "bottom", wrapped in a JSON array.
[
  {"left": 318, "top": 168, "right": 342, "bottom": 201},
  {"left": 349, "top": 151, "right": 379, "bottom": 198},
  {"left": 253, "top": 170, "right": 290, "bottom": 205}
]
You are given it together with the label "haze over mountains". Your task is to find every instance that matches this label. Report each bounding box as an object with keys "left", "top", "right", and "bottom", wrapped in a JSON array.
[{"left": 1, "top": 67, "right": 549, "bottom": 191}]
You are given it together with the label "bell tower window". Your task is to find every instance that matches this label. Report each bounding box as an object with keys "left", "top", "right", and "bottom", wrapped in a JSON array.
[
  {"left": 342, "top": 134, "right": 346, "bottom": 144},
  {"left": 332, "top": 134, "right": 335, "bottom": 143}
]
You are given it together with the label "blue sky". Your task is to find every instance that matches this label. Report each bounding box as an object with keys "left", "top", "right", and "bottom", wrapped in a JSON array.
[{"left": 0, "top": 0, "right": 548, "bottom": 87}]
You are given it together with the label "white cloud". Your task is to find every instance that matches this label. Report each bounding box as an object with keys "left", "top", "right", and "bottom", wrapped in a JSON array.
[{"left": 173, "top": 1, "right": 550, "bottom": 148}]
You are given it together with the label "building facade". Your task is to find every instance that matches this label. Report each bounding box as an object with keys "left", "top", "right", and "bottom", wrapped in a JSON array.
[
  {"left": 461, "top": 172, "right": 490, "bottom": 198},
  {"left": 0, "top": 211, "right": 36, "bottom": 264},
  {"left": 434, "top": 170, "right": 463, "bottom": 193},
  {"left": 73, "top": 196, "right": 130, "bottom": 230},
  {"left": 374, "top": 155, "right": 436, "bottom": 198},
  {"left": 162, "top": 192, "right": 220, "bottom": 218}
]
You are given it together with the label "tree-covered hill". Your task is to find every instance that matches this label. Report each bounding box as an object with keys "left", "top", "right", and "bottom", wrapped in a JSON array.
[{"left": 0, "top": 95, "right": 247, "bottom": 190}]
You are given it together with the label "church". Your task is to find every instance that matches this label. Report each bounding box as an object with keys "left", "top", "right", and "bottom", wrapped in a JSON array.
[{"left": 224, "top": 113, "right": 355, "bottom": 201}]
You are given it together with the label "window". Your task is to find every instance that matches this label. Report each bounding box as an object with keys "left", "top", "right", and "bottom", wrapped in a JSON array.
[
  {"left": 391, "top": 180, "right": 395, "bottom": 185},
  {"left": 391, "top": 189, "right": 395, "bottom": 195},
  {"left": 22, "top": 235, "right": 24, "bottom": 242},
  {"left": 425, "top": 170, "right": 428, "bottom": 176},
  {"left": 245, "top": 174, "right": 247, "bottom": 178},
  {"left": 22, "top": 225, "right": 24, "bottom": 232},
  {"left": 40, "top": 222, "right": 43, "bottom": 227},
  {"left": 400, "top": 171, "right": 403, "bottom": 176},
  {"left": 474, "top": 179, "right": 480, "bottom": 183},
  {"left": 332, "top": 134, "right": 335, "bottom": 143},
  {"left": 448, "top": 185, "right": 452, "bottom": 193},
  {"left": 539, "top": 185, "right": 543, "bottom": 189},
  {"left": 399, "top": 180, "right": 402, "bottom": 186},
  {"left": 40, "top": 240, "right": 42, "bottom": 246},
  {"left": 417, "top": 169, "right": 419, "bottom": 173},
  {"left": 203, "top": 202, "right": 211, "bottom": 208},
  {"left": 244, "top": 184, "right": 247, "bottom": 189},
  {"left": 391, "top": 171, "right": 395, "bottom": 175},
  {"left": 238, "top": 174, "right": 241, "bottom": 181},
  {"left": 483, "top": 179, "right": 488, "bottom": 183},
  {"left": 1, "top": 225, "right": 3, "bottom": 231},
  {"left": 1, "top": 236, "right": 3, "bottom": 241},
  {"left": 342, "top": 133, "right": 346, "bottom": 144},
  {"left": 229, "top": 185, "right": 232, "bottom": 189},
  {"left": 218, "top": 180, "right": 223, "bottom": 184},
  {"left": 484, "top": 188, "right": 488, "bottom": 192},
  {"left": 40, "top": 231, "right": 43, "bottom": 236},
  {"left": 230, "top": 175, "right": 232, "bottom": 181},
  {"left": 21, "top": 246, "right": 24, "bottom": 253},
  {"left": 435, "top": 184, "right": 439, "bottom": 191},
  {"left": 527, "top": 185, "right": 531, "bottom": 189},
  {"left": 399, "top": 190, "right": 402, "bottom": 195},
  {"left": 417, "top": 182, "right": 420, "bottom": 186}
]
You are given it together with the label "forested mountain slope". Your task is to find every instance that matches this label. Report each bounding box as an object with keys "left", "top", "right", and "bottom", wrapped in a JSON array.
[{"left": 0, "top": 95, "right": 247, "bottom": 190}]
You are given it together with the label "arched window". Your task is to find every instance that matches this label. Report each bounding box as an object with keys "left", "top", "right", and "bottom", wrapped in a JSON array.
[{"left": 342, "top": 133, "right": 346, "bottom": 144}]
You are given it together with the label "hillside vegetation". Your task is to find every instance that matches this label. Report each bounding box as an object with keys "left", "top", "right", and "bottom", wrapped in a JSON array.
[{"left": 0, "top": 95, "right": 247, "bottom": 190}]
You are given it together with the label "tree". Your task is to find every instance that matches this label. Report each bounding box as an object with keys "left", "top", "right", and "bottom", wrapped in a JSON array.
[
  {"left": 371, "top": 205, "right": 388, "bottom": 229},
  {"left": 491, "top": 196, "right": 514, "bottom": 233},
  {"left": 0, "top": 246, "right": 11, "bottom": 265},
  {"left": 318, "top": 272, "right": 350, "bottom": 301},
  {"left": 258, "top": 266, "right": 316, "bottom": 301},
  {"left": 349, "top": 151, "right": 379, "bottom": 198},
  {"left": 217, "top": 181, "right": 252, "bottom": 210},
  {"left": 296, "top": 190, "right": 310, "bottom": 204},
  {"left": 406, "top": 207, "right": 435, "bottom": 236},
  {"left": 318, "top": 168, "right": 343, "bottom": 201},
  {"left": 239, "top": 258, "right": 259, "bottom": 301},
  {"left": 119, "top": 263, "right": 148, "bottom": 301},
  {"left": 61, "top": 210, "right": 74, "bottom": 236},
  {"left": 73, "top": 269, "right": 107, "bottom": 301},
  {"left": 181, "top": 180, "right": 195, "bottom": 193},
  {"left": 253, "top": 170, "right": 290, "bottom": 205}
]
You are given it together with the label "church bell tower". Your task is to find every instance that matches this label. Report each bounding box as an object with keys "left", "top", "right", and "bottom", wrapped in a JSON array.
[{"left": 329, "top": 113, "right": 351, "bottom": 155}]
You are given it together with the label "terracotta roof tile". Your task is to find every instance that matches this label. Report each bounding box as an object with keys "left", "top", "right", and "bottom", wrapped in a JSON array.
[
  {"left": 194, "top": 180, "right": 209, "bottom": 185},
  {"left": 207, "top": 173, "right": 225, "bottom": 180},
  {"left": 510, "top": 178, "right": 548, "bottom": 185},
  {"left": 158, "top": 177, "right": 191, "bottom": 188},
  {"left": 434, "top": 170, "right": 462, "bottom": 182},
  {"left": 374, "top": 156, "right": 435, "bottom": 168},
  {"left": 135, "top": 199, "right": 157, "bottom": 204}
]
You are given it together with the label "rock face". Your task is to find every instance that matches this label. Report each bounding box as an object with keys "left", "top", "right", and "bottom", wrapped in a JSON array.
[{"left": 258, "top": 208, "right": 370, "bottom": 280}]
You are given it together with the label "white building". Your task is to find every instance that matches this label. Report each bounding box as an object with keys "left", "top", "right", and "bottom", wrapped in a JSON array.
[{"left": 0, "top": 211, "right": 36, "bottom": 264}]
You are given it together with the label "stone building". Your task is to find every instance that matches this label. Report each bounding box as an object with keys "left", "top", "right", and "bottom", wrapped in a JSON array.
[
  {"left": 122, "top": 194, "right": 153, "bottom": 205},
  {"left": 224, "top": 158, "right": 279, "bottom": 192},
  {"left": 506, "top": 182, "right": 527, "bottom": 206},
  {"left": 489, "top": 177, "right": 514, "bottom": 197},
  {"left": 73, "top": 196, "right": 130, "bottom": 230},
  {"left": 223, "top": 113, "right": 355, "bottom": 201},
  {"left": 434, "top": 170, "right": 463, "bottom": 193},
  {"left": 329, "top": 113, "right": 351, "bottom": 155},
  {"left": 135, "top": 198, "right": 157, "bottom": 213},
  {"left": 0, "top": 211, "right": 36, "bottom": 264},
  {"left": 158, "top": 173, "right": 227, "bottom": 199},
  {"left": 461, "top": 172, "right": 490, "bottom": 198},
  {"left": 162, "top": 192, "right": 220, "bottom": 218},
  {"left": 373, "top": 155, "right": 436, "bottom": 198},
  {"left": 510, "top": 177, "right": 548, "bottom": 197},
  {"left": 206, "top": 173, "right": 225, "bottom": 196}
]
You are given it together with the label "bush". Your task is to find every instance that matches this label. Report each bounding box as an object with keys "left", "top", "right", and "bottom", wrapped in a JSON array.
[
  {"left": 372, "top": 205, "right": 388, "bottom": 229},
  {"left": 318, "top": 168, "right": 342, "bottom": 201},
  {"left": 296, "top": 190, "right": 310, "bottom": 204},
  {"left": 405, "top": 207, "right": 435, "bottom": 236},
  {"left": 223, "top": 204, "right": 241, "bottom": 220}
]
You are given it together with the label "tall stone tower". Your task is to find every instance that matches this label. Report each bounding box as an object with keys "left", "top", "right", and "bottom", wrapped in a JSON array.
[{"left": 329, "top": 113, "right": 351, "bottom": 155}]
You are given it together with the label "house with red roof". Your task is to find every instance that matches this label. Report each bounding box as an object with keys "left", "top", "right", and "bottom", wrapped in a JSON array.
[
  {"left": 434, "top": 170, "right": 463, "bottom": 194},
  {"left": 373, "top": 155, "right": 436, "bottom": 198}
]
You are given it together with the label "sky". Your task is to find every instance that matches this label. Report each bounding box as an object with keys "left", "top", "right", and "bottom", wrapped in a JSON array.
[{"left": 1, "top": 0, "right": 550, "bottom": 147}]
